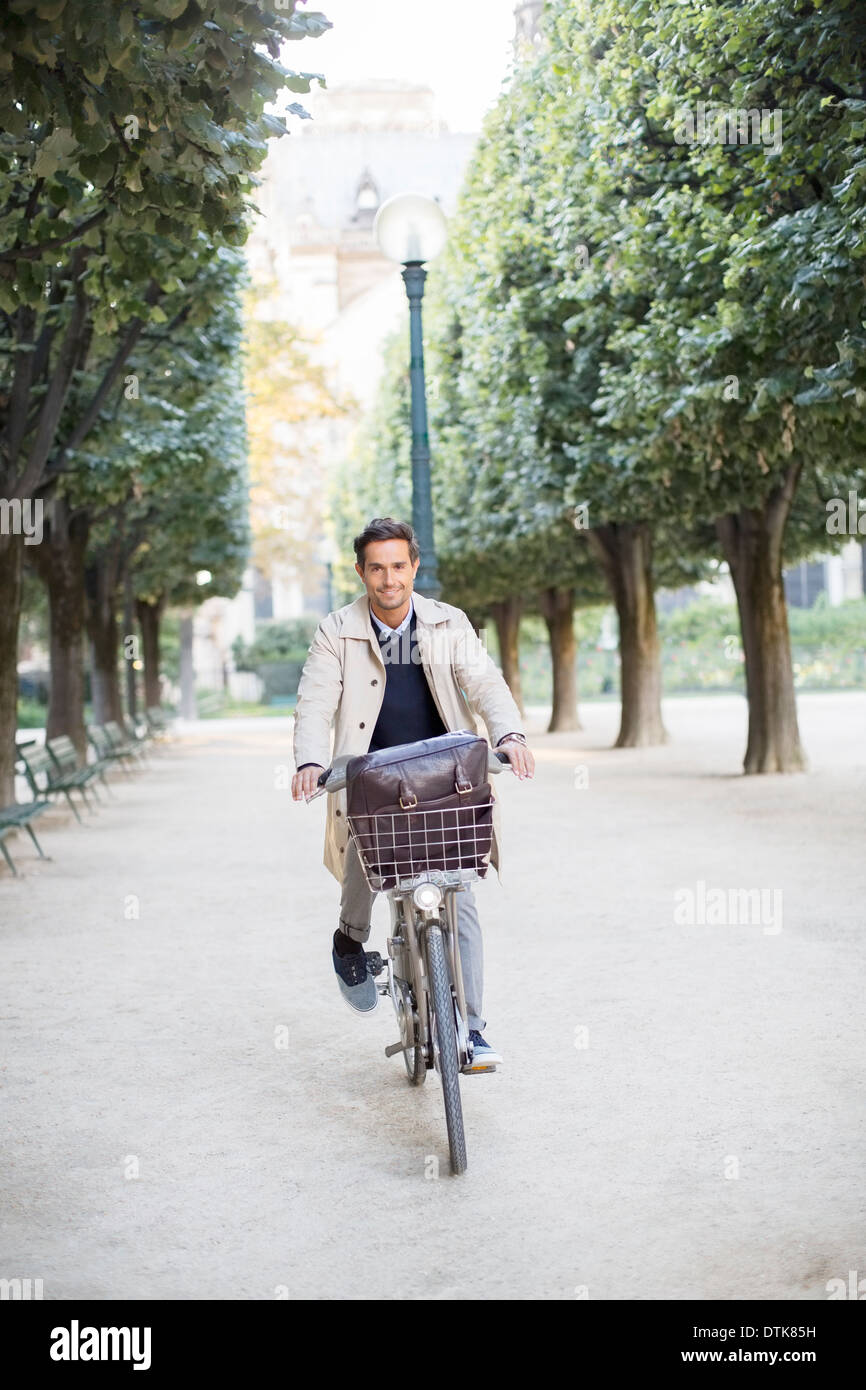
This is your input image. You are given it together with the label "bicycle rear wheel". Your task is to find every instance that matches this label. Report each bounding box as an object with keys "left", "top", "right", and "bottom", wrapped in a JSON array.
[
  {"left": 426, "top": 922, "right": 467, "bottom": 1175},
  {"left": 391, "top": 972, "right": 426, "bottom": 1085}
]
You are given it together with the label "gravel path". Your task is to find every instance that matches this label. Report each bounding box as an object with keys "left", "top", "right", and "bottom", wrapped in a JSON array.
[{"left": 2, "top": 693, "right": 864, "bottom": 1300}]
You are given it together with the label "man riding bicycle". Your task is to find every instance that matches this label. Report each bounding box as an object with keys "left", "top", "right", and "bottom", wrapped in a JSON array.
[{"left": 291, "top": 517, "right": 535, "bottom": 1068}]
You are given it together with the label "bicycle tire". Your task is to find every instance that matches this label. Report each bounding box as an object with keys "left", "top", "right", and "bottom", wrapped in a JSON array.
[{"left": 426, "top": 922, "right": 467, "bottom": 1175}]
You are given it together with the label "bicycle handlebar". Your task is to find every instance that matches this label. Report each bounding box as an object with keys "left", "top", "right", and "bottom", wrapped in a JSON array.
[{"left": 304, "top": 747, "right": 512, "bottom": 801}]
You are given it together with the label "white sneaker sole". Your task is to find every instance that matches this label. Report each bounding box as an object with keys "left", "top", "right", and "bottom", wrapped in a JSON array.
[
  {"left": 467, "top": 1049, "right": 503, "bottom": 1069},
  {"left": 334, "top": 956, "right": 379, "bottom": 1014},
  {"left": 337, "top": 981, "right": 379, "bottom": 1014}
]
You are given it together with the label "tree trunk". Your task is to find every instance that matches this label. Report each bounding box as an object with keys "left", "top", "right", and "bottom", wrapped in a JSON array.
[
  {"left": 85, "top": 550, "right": 123, "bottom": 726},
  {"left": 489, "top": 596, "right": 525, "bottom": 717},
  {"left": 122, "top": 568, "right": 137, "bottom": 719},
  {"left": 715, "top": 462, "right": 806, "bottom": 774},
  {"left": 0, "top": 535, "right": 23, "bottom": 806},
  {"left": 179, "top": 613, "right": 196, "bottom": 720},
  {"left": 537, "top": 586, "right": 580, "bottom": 731},
  {"left": 137, "top": 597, "right": 164, "bottom": 709},
  {"left": 31, "top": 500, "right": 90, "bottom": 759},
  {"left": 588, "top": 522, "right": 667, "bottom": 747}
]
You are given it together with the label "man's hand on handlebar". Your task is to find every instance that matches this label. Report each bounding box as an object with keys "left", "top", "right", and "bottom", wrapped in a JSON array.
[
  {"left": 292, "top": 765, "right": 326, "bottom": 801},
  {"left": 497, "top": 739, "right": 535, "bottom": 781}
]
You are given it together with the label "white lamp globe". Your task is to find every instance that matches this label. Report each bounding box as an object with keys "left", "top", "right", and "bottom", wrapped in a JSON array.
[{"left": 374, "top": 193, "right": 448, "bottom": 265}]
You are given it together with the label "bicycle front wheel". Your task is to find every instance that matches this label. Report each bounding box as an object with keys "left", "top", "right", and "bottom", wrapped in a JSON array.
[{"left": 427, "top": 922, "right": 467, "bottom": 1175}]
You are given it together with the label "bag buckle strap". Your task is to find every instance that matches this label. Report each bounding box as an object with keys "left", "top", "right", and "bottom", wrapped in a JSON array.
[
  {"left": 455, "top": 759, "right": 472, "bottom": 795},
  {"left": 398, "top": 778, "right": 417, "bottom": 810}
]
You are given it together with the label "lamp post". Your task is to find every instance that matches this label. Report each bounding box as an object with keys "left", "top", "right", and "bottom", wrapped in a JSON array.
[
  {"left": 374, "top": 192, "right": 448, "bottom": 598},
  {"left": 316, "top": 534, "right": 338, "bottom": 615}
]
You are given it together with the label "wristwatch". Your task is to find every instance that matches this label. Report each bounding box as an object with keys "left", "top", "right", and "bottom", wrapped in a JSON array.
[{"left": 497, "top": 732, "right": 527, "bottom": 747}]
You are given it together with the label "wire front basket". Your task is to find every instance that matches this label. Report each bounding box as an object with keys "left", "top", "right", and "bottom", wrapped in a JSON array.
[{"left": 347, "top": 797, "right": 495, "bottom": 892}]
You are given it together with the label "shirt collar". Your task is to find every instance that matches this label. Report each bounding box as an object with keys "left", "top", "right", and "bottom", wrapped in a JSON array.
[{"left": 369, "top": 593, "right": 414, "bottom": 638}]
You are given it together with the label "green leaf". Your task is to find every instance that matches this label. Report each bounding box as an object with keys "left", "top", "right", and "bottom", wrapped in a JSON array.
[
  {"left": 32, "top": 127, "right": 78, "bottom": 177},
  {"left": 154, "top": 0, "right": 189, "bottom": 18}
]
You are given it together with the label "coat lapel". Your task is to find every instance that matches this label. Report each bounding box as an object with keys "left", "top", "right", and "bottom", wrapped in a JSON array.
[{"left": 339, "top": 591, "right": 448, "bottom": 671}]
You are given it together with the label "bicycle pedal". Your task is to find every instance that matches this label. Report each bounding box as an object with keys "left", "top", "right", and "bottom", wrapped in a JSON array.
[
  {"left": 365, "top": 951, "right": 385, "bottom": 977},
  {"left": 463, "top": 1063, "right": 497, "bottom": 1074}
]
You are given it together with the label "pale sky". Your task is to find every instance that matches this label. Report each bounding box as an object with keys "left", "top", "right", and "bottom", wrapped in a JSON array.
[{"left": 296, "top": 0, "right": 518, "bottom": 132}]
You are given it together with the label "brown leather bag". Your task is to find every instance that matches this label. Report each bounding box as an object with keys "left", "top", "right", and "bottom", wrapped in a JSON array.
[{"left": 345, "top": 730, "right": 494, "bottom": 888}]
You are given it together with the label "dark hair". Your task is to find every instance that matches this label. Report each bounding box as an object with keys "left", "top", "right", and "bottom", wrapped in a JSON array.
[{"left": 353, "top": 517, "right": 420, "bottom": 569}]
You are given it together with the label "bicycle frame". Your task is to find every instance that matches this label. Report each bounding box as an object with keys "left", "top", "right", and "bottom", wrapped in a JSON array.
[{"left": 382, "top": 877, "right": 473, "bottom": 1072}]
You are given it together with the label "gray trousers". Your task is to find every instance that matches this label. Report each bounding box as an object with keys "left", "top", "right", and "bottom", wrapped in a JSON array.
[{"left": 339, "top": 835, "right": 486, "bottom": 1033}]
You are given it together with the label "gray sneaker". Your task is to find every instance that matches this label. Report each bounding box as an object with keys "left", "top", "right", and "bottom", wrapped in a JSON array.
[{"left": 332, "top": 940, "right": 379, "bottom": 1014}]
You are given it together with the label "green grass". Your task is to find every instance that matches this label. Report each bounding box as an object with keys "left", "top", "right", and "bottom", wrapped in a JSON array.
[
  {"left": 197, "top": 696, "right": 295, "bottom": 719},
  {"left": 17, "top": 698, "right": 48, "bottom": 728}
]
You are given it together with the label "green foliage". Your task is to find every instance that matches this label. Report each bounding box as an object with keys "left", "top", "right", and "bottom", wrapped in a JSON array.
[
  {"left": 56, "top": 249, "right": 252, "bottom": 612},
  {"left": 540, "top": 0, "right": 866, "bottom": 548},
  {"left": 341, "top": 0, "right": 866, "bottom": 624},
  {"left": 0, "top": 0, "right": 330, "bottom": 503},
  {"left": 507, "top": 594, "right": 866, "bottom": 702},
  {"left": 16, "top": 697, "right": 49, "bottom": 727},
  {"left": 233, "top": 618, "right": 320, "bottom": 670},
  {"left": 0, "top": 0, "right": 333, "bottom": 797},
  {"left": 197, "top": 693, "right": 293, "bottom": 720}
]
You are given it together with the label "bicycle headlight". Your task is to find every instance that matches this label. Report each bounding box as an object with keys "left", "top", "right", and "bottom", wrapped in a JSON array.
[{"left": 412, "top": 883, "right": 443, "bottom": 913}]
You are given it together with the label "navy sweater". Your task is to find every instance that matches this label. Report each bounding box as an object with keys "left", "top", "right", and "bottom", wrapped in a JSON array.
[{"left": 368, "top": 608, "right": 447, "bottom": 751}]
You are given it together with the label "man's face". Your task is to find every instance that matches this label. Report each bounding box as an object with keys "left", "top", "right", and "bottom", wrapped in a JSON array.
[{"left": 355, "top": 538, "right": 419, "bottom": 611}]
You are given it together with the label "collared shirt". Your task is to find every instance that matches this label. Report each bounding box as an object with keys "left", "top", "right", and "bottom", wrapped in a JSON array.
[
  {"left": 369, "top": 592, "right": 522, "bottom": 748},
  {"left": 369, "top": 593, "right": 414, "bottom": 638}
]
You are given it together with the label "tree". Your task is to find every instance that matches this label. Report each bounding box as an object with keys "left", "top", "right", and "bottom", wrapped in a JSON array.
[
  {"left": 422, "top": 43, "right": 705, "bottom": 744},
  {"left": 26, "top": 249, "right": 247, "bottom": 749},
  {"left": 552, "top": 0, "right": 866, "bottom": 770},
  {"left": 425, "top": 0, "right": 865, "bottom": 768},
  {"left": 0, "top": 0, "right": 330, "bottom": 801},
  {"left": 243, "top": 275, "right": 350, "bottom": 588}
]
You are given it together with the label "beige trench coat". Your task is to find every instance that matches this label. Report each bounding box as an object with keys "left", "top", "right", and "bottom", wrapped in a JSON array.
[{"left": 292, "top": 590, "right": 525, "bottom": 885}]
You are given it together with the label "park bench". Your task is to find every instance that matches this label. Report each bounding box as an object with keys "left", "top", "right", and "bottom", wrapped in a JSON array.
[
  {"left": 48, "top": 735, "right": 113, "bottom": 803},
  {"left": 105, "top": 719, "right": 148, "bottom": 768},
  {"left": 145, "top": 706, "right": 174, "bottom": 739},
  {"left": 0, "top": 801, "right": 51, "bottom": 876},
  {"left": 122, "top": 714, "right": 154, "bottom": 762},
  {"left": 17, "top": 743, "right": 94, "bottom": 823},
  {"left": 88, "top": 723, "right": 137, "bottom": 775}
]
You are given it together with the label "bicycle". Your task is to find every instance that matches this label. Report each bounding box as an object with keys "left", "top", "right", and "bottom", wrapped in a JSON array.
[{"left": 308, "top": 744, "right": 511, "bottom": 1176}]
